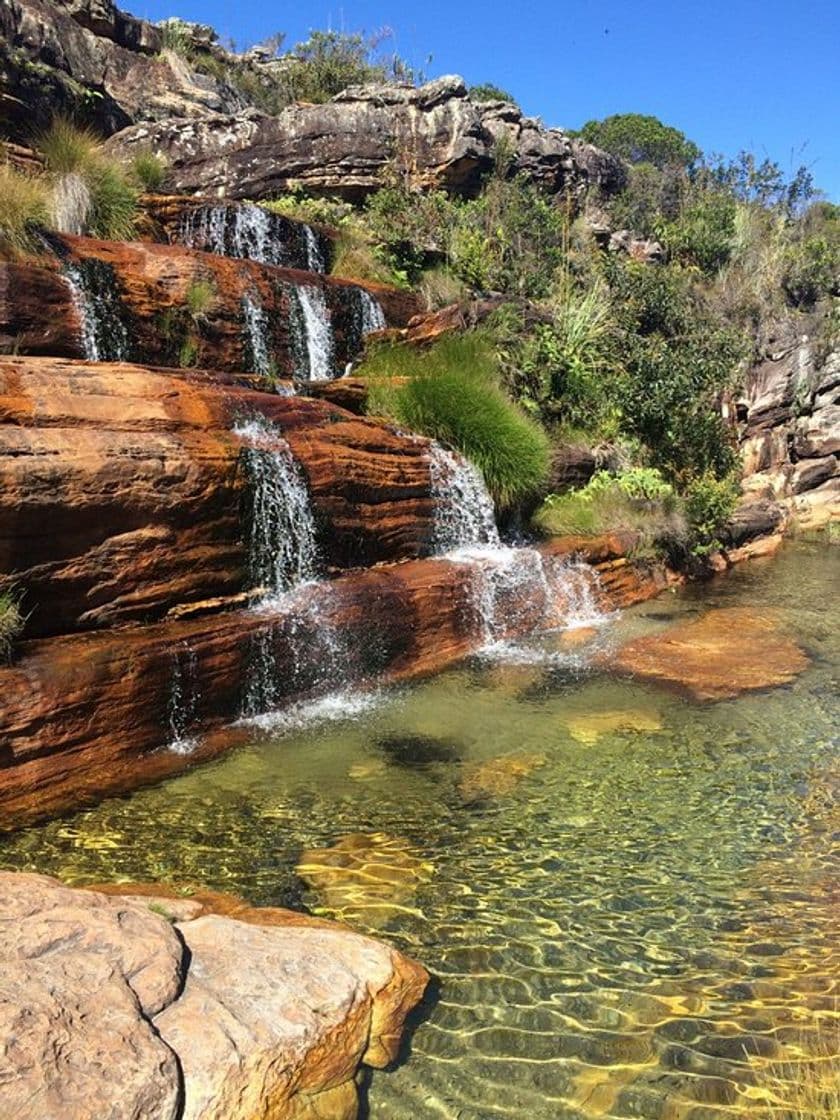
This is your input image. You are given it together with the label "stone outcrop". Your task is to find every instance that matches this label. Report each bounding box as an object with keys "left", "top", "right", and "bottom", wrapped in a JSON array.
[
  {"left": 0, "top": 871, "right": 428, "bottom": 1120},
  {"left": 739, "top": 325, "right": 839, "bottom": 530},
  {"left": 0, "top": 236, "right": 417, "bottom": 375},
  {"left": 106, "top": 76, "right": 625, "bottom": 203},
  {"left": 610, "top": 606, "right": 809, "bottom": 701},
  {"left": 0, "top": 0, "right": 247, "bottom": 140},
  {"left": 0, "top": 356, "right": 437, "bottom": 637}
]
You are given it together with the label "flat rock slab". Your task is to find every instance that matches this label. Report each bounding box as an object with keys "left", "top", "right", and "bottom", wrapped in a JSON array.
[
  {"left": 609, "top": 607, "right": 809, "bottom": 701},
  {"left": 0, "top": 873, "right": 428, "bottom": 1120}
]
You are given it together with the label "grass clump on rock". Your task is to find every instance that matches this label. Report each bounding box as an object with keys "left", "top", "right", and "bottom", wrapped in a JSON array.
[
  {"left": 361, "top": 333, "right": 550, "bottom": 507},
  {"left": 0, "top": 164, "right": 50, "bottom": 254},
  {"left": 39, "top": 118, "right": 140, "bottom": 241},
  {"left": 0, "top": 592, "right": 24, "bottom": 662}
]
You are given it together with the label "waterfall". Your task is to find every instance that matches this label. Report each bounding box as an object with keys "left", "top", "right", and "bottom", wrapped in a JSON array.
[
  {"left": 64, "top": 261, "right": 130, "bottom": 362},
  {"left": 304, "top": 225, "right": 326, "bottom": 273},
  {"left": 429, "top": 443, "right": 501, "bottom": 552},
  {"left": 167, "top": 641, "right": 200, "bottom": 753},
  {"left": 178, "top": 204, "right": 328, "bottom": 272},
  {"left": 356, "top": 287, "right": 387, "bottom": 335},
  {"left": 292, "top": 285, "right": 335, "bottom": 381},
  {"left": 241, "top": 295, "right": 273, "bottom": 378},
  {"left": 235, "top": 420, "right": 319, "bottom": 598}
]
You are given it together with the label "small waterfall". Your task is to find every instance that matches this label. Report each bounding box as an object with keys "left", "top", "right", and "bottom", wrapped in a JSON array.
[
  {"left": 241, "top": 626, "right": 280, "bottom": 718},
  {"left": 64, "top": 261, "right": 130, "bottom": 362},
  {"left": 167, "top": 641, "right": 200, "bottom": 753},
  {"left": 241, "top": 295, "right": 273, "bottom": 378},
  {"left": 291, "top": 285, "right": 335, "bottom": 381},
  {"left": 429, "top": 443, "right": 500, "bottom": 552},
  {"left": 304, "top": 225, "right": 326, "bottom": 273},
  {"left": 179, "top": 204, "right": 328, "bottom": 272},
  {"left": 356, "top": 287, "right": 387, "bottom": 335},
  {"left": 235, "top": 419, "right": 320, "bottom": 598}
]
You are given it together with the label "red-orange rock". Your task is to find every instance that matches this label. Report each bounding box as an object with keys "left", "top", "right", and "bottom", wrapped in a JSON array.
[
  {"left": 0, "top": 356, "right": 436, "bottom": 636},
  {"left": 610, "top": 606, "right": 809, "bottom": 701}
]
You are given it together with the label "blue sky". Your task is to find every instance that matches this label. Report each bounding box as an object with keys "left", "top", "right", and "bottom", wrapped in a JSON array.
[{"left": 135, "top": 0, "right": 839, "bottom": 199}]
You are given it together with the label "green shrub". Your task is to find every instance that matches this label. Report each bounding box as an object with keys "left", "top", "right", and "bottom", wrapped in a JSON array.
[
  {"left": 131, "top": 151, "right": 168, "bottom": 192},
  {"left": 0, "top": 591, "right": 24, "bottom": 662},
  {"left": 85, "top": 161, "right": 139, "bottom": 240},
  {"left": 532, "top": 468, "right": 684, "bottom": 553},
  {"left": 575, "top": 113, "right": 700, "bottom": 169},
  {"left": 469, "top": 83, "right": 517, "bottom": 104},
  {"left": 0, "top": 163, "right": 50, "bottom": 254},
  {"left": 656, "top": 190, "right": 737, "bottom": 275},
  {"left": 185, "top": 277, "right": 217, "bottom": 319},
  {"left": 419, "top": 267, "right": 468, "bottom": 310},
  {"left": 361, "top": 334, "right": 550, "bottom": 506},
  {"left": 683, "top": 471, "right": 738, "bottom": 554}
]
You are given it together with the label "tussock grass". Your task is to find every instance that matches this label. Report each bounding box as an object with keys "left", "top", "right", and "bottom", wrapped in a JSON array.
[
  {"left": 38, "top": 117, "right": 139, "bottom": 241},
  {"left": 361, "top": 333, "right": 550, "bottom": 506},
  {"left": 0, "top": 163, "right": 50, "bottom": 254},
  {"left": 131, "top": 151, "right": 168, "bottom": 192},
  {"left": 419, "top": 267, "right": 468, "bottom": 310},
  {"left": 0, "top": 591, "right": 24, "bottom": 662}
]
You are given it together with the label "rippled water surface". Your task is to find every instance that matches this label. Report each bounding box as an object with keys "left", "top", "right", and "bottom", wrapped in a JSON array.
[{"left": 3, "top": 542, "right": 838, "bottom": 1119}]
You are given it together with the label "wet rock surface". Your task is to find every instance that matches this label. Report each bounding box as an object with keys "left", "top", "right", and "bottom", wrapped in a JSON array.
[
  {"left": 610, "top": 606, "right": 810, "bottom": 701},
  {"left": 0, "top": 871, "right": 428, "bottom": 1120}
]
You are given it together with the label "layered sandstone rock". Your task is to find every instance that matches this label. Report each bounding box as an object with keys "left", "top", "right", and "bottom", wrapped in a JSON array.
[
  {"left": 610, "top": 606, "right": 809, "bottom": 702},
  {"left": 0, "top": 356, "right": 436, "bottom": 636},
  {"left": 739, "top": 328, "right": 839, "bottom": 530},
  {"left": 0, "top": 235, "right": 417, "bottom": 374},
  {"left": 0, "top": 871, "right": 428, "bottom": 1120},
  {"left": 106, "top": 76, "right": 625, "bottom": 203}
]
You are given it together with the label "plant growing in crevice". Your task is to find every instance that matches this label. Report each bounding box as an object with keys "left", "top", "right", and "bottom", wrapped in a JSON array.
[{"left": 0, "top": 591, "right": 24, "bottom": 663}]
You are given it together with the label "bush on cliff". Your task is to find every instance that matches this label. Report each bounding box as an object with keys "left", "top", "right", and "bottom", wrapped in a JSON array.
[
  {"left": 361, "top": 334, "right": 550, "bottom": 506},
  {"left": 574, "top": 114, "right": 700, "bottom": 169}
]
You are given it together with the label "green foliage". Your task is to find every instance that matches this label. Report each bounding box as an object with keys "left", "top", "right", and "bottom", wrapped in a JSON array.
[
  {"left": 683, "top": 471, "right": 738, "bottom": 554},
  {"left": 700, "top": 150, "right": 816, "bottom": 214},
  {"left": 606, "top": 162, "right": 686, "bottom": 235},
  {"left": 37, "top": 117, "right": 139, "bottom": 240},
  {"left": 0, "top": 591, "right": 24, "bottom": 662},
  {"left": 361, "top": 334, "right": 550, "bottom": 506},
  {"left": 576, "top": 113, "right": 700, "bottom": 169},
  {"left": 130, "top": 151, "right": 168, "bottom": 192},
  {"left": 532, "top": 468, "right": 684, "bottom": 553},
  {"left": 469, "top": 83, "right": 516, "bottom": 104},
  {"left": 0, "top": 163, "right": 50, "bottom": 254},
  {"left": 184, "top": 278, "right": 217, "bottom": 319},
  {"left": 656, "top": 190, "right": 737, "bottom": 275},
  {"left": 418, "top": 266, "right": 468, "bottom": 310},
  {"left": 782, "top": 202, "right": 840, "bottom": 308}
]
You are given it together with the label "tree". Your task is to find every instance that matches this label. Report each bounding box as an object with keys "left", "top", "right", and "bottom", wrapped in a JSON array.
[{"left": 576, "top": 113, "right": 700, "bottom": 169}]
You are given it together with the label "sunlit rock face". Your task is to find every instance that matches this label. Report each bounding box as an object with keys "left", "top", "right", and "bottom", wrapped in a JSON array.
[
  {"left": 739, "top": 325, "right": 839, "bottom": 530},
  {"left": 609, "top": 606, "right": 810, "bottom": 701},
  {"left": 105, "top": 76, "right": 625, "bottom": 203},
  {"left": 0, "top": 872, "right": 428, "bottom": 1120}
]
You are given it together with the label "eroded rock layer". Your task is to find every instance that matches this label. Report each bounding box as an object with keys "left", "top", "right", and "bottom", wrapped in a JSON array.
[{"left": 0, "top": 356, "right": 436, "bottom": 636}]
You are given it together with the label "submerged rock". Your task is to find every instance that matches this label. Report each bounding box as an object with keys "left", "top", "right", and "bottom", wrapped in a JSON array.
[
  {"left": 609, "top": 607, "right": 809, "bottom": 701},
  {"left": 0, "top": 871, "right": 428, "bottom": 1120},
  {"left": 564, "top": 708, "right": 663, "bottom": 744},
  {"left": 375, "top": 732, "right": 464, "bottom": 767},
  {"left": 297, "top": 832, "right": 434, "bottom": 927},
  {"left": 459, "top": 752, "right": 546, "bottom": 800}
]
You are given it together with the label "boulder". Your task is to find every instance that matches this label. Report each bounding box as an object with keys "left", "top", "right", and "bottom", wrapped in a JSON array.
[
  {"left": 792, "top": 406, "right": 840, "bottom": 458},
  {"left": 0, "top": 872, "right": 429, "bottom": 1120},
  {"left": 105, "top": 76, "right": 625, "bottom": 203},
  {"left": 610, "top": 607, "right": 809, "bottom": 702},
  {"left": 722, "top": 498, "right": 785, "bottom": 548}
]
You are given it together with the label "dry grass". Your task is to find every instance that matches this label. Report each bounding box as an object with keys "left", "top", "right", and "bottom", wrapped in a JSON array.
[
  {"left": 755, "top": 1021, "right": 840, "bottom": 1120},
  {"left": 0, "top": 591, "right": 24, "bottom": 661}
]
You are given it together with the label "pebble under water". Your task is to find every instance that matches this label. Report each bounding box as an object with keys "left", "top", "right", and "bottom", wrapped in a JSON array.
[{"left": 2, "top": 541, "right": 837, "bottom": 1120}]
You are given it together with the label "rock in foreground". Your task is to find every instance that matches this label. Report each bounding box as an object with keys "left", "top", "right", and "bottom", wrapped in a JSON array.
[
  {"left": 0, "top": 872, "right": 428, "bottom": 1120},
  {"left": 610, "top": 607, "right": 809, "bottom": 701}
]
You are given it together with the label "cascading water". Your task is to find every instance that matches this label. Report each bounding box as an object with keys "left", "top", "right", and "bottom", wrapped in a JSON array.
[
  {"left": 241, "top": 295, "right": 273, "bottom": 379},
  {"left": 429, "top": 443, "right": 501, "bottom": 552},
  {"left": 64, "top": 260, "right": 130, "bottom": 362},
  {"left": 167, "top": 641, "right": 200, "bottom": 753},
  {"left": 235, "top": 419, "right": 319, "bottom": 597},
  {"left": 179, "top": 204, "right": 329, "bottom": 273},
  {"left": 291, "top": 285, "right": 335, "bottom": 381},
  {"left": 356, "top": 287, "right": 387, "bottom": 335},
  {"left": 428, "top": 443, "right": 606, "bottom": 654}
]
